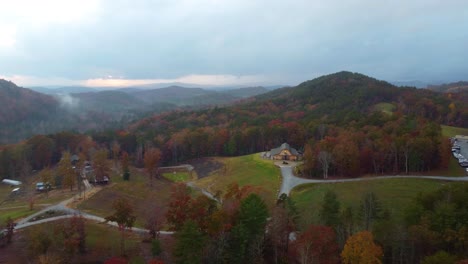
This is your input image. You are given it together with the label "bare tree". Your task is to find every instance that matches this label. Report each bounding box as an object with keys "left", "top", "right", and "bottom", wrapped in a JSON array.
[{"left": 318, "top": 151, "right": 332, "bottom": 179}]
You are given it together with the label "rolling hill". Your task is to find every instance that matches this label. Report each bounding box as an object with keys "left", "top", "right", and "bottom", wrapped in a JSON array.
[
  {"left": 427, "top": 81, "right": 468, "bottom": 93},
  {"left": 0, "top": 80, "right": 273, "bottom": 143},
  {"left": 124, "top": 71, "right": 467, "bottom": 165}
]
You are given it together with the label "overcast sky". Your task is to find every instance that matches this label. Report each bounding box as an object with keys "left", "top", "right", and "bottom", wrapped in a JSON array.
[{"left": 0, "top": 0, "right": 467, "bottom": 87}]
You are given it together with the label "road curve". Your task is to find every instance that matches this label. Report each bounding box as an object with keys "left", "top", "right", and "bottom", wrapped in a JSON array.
[
  {"left": 14, "top": 181, "right": 174, "bottom": 235},
  {"left": 278, "top": 165, "right": 468, "bottom": 197}
]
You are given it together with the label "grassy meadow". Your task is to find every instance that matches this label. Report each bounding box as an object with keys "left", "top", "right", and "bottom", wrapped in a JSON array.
[
  {"left": 441, "top": 125, "right": 468, "bottom": 137},
  {"left": 192, "top": 153, "right": 281, "bottom": 206},
  {"left": 290, "top": 178, "right": 458, "bottom": 230}
]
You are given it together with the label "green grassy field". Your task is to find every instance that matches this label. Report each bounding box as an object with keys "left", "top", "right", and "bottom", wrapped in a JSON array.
[
  {"left": 162, "top": 172, "right": 192, "bottom": 182},
  {"left": 441, "top": 125, "right": 468, "bottom": 137},
  {"left": 193, "top": 153, "right": 281, "bottom": 206},
  {"left": 0, "top": 207, "right": 40, "bottom": 223},
  {"left": 0, "top": 180, "right": 79, "bottom": 223},
  {"left": 290, "top": 178, "right": 456, "bottom": 230},
  {"left": 373, "top": 102, "right": 396, "bottom": 115}
]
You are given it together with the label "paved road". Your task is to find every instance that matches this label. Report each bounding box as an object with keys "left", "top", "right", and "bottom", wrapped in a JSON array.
[
  {"left": 186, "top": 182, "right": 220, "bottom": 203},
  {"left": 159, "top": 164, "right": 194, "bottom": 171},
  {"left": 278, "top": 165, "right": 468, "bottom": 197},
  {"left": 14, "top": 180, "right": 174, "bottom": 235}
]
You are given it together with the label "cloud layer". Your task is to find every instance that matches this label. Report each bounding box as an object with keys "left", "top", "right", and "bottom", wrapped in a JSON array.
[{"left": 1, "top": 0, "right": 467, "bottom": 86}]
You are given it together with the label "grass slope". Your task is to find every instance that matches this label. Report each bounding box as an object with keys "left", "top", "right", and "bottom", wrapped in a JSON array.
[
  {"left": 162, "top": 172, "right": 192, "bottom": 182},
  {"left": 193, "top": 153, "right": 281, "bottom": 206},
  {"left": 441, "top": 125, "right": 468, "bottom": 137},
  {"left": 291, "top": 178, "right": 456, "bottom": 230}
]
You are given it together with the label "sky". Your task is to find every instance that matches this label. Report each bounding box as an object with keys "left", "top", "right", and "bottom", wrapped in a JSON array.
[{"left": 0, "top": 0, "right": 467, "bottom": 87}]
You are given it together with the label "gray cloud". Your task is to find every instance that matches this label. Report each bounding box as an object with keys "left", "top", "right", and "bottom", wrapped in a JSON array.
[{"left": 1, "top": 0, "right": 467, "bottom": 86}]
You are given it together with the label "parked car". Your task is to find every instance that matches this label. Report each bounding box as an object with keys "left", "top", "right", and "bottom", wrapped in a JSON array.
[{"left": 35, "top": 182, "right": 51, "bottom": 192}]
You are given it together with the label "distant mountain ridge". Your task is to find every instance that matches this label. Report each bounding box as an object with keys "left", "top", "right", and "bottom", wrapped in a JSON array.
[
  {"left": 130, "top": 71, "right": 468, "bottom": 134},
  {"left": 0, "top": 79, "right": 273, "bottom": 143},
  {"left": 427, "top": 81, "right": 468, "bottom": 93}
]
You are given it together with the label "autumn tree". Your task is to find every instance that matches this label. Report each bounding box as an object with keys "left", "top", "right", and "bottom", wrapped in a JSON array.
[
  {"left": 290, "top": 225, "right": 340, "bottom": 264},
  {"left": 27, "top": 135, "right": 55, "bottom": 170},
  {"left": 166, "top": 183, "right": 219, "bottom": 233},
  {"left": 93, "top": 149, "right": 111, "bottom": 183},
  {"left": 166, "top": 184, "right": 193, "bottom": 231},
  {"left": 105, "top": 198, "right": 136, "bottom": 255},
  {"left": 341, "top": 231, "right": 383, "bottom": 264},
  {"left": 302, "top": 143, "right": 315, "bottom": 177},
  {"left": 144, "top": 147, "right": 161, "bottom": 186},
  {"left": 57, "top": 151, "right": 76, "bottom": 191},
  {"left": 38, "top": 166, "right": 53, "bottom": 196},
  {"left": 57, "top": 215, "right": 87, "bottom": 257}
]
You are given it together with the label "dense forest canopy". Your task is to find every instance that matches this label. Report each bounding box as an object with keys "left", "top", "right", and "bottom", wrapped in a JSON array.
[{"left": 1, "top": 72, "right": 466, "bottom": 179}]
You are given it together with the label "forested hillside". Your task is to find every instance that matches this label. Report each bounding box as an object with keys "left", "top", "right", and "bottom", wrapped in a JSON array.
[
  {"left": 113, "top": 72, "right": 466, "bottom": 175},
  {"left": 0, "top": 80, "right": 61, "bottom": 142},
  {"left": 428, "top": 81, "right": 468, "bottom": 93},
  {"left": 0, "top": 80, "right": 272, "bottom": 143},
  {"left": 1, "top": 72, "right": 467, "bottom": 179}
]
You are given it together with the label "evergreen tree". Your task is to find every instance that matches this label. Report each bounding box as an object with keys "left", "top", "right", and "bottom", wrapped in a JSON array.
[
  {"left": 320, "top": 190, "right": 341, "bottom": 227},
  {"left": 174, "top": 220, "right": 205, "bottom": 264}
]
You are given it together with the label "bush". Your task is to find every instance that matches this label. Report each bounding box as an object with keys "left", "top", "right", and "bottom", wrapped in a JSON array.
[{"left": 123, "top": 170, "right": 130, "bottom": 181}]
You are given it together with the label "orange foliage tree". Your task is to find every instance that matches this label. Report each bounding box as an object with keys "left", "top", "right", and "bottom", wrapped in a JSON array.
[
  {"left": 341, "top": 231, "right": 383, "bottom": 264},
  {"left": 144, "top": 147, "right": 161, "bottom": 186}
]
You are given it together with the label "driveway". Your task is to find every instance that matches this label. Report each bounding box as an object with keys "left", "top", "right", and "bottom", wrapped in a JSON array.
[{"left": 278, "top": 164, "right": 468, "bottom": 197}]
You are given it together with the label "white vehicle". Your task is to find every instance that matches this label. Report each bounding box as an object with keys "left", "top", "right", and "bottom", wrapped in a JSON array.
[{"left": 1, "top": 179, "right": 22, "bottom": 186}]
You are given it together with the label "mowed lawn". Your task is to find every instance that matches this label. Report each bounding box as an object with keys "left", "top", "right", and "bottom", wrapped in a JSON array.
[
  {"left": 162, "top": 172, "right": 192, "bottom": 182},
  {"left": 78, "top": 167, "right": 174, "bottom": 227},
  {"left": 441, "top": 125, "right": 468, "bottom": 137},
  {"left": 0, "top": 180, "right": 78, "bottom": 223},
  {"left": 291, "top": 178, "right": 457, "bottom": 230},
  {"left": 193, "top": 153, "right": 281, "bottom": 206}
]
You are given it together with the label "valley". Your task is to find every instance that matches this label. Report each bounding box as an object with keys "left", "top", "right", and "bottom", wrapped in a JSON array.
[{"left": 1, "top": 71, "right": 467, "bottom": 263}]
